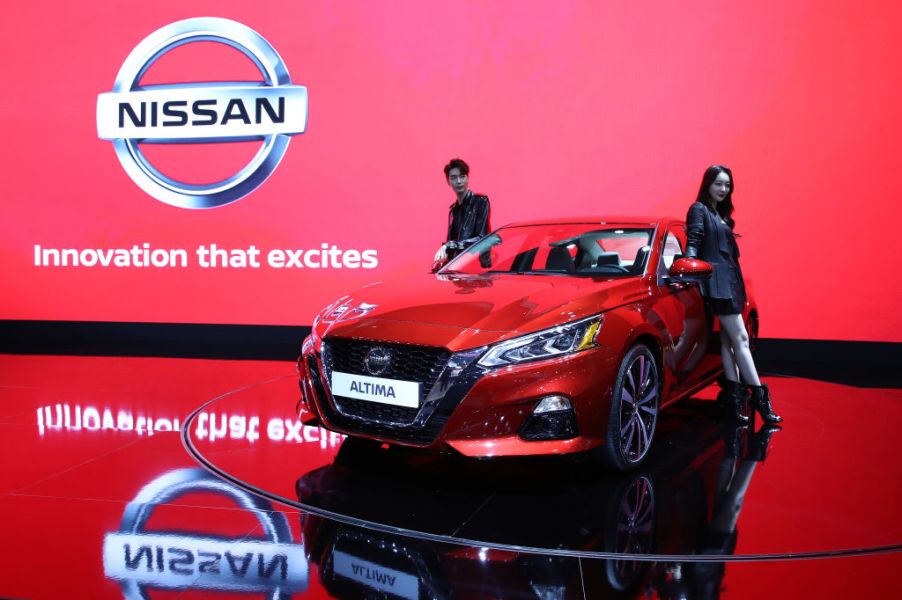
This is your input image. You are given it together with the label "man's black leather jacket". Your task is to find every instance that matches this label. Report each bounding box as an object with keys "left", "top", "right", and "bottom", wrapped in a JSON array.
[{"left": 446, "top": 191, "right": 491, "bottom": 253}]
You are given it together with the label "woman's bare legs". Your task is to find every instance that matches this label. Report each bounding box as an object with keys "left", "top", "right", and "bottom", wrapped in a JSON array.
[
  {"left": 718, "top": 314, "right": 761, "bottom": 386},
  {"left": 720, "top": 313, "right": 782, "bottom": 421},
  {"left": 720, "top": 338, "right": 740, "bottom": 383}
]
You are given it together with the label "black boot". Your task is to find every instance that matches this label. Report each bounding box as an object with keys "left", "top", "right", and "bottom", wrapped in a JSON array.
[
  {"left": 725, "top": 380, "right": 749, "bottom": 424},
  {"left": 747, "top": 423, "right": 781, "bottom": 462},
  {"left": 722, "top": 422, "right": 748, "bottom": 458},
  {"left": 714, "top": 378, "right": 732, "bottom": 413},
  {"left": 750, "top": 383, "right": 782, "bottom": 423},
  {"left": 714, "top": 376, "right": 736, "bottom": 408}
]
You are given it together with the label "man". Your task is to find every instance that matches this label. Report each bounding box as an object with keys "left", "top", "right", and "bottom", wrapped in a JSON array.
[{"left": 434, "top": 158, "right": 491, "bottom": 265}]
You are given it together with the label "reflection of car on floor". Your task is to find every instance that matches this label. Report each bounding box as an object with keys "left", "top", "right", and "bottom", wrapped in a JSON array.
[
  {"left": 297, "top": 407, "right": 780, "bottom": 598},
  {"left": 298, "top": 217, "right": 758, "bottom": 469}
]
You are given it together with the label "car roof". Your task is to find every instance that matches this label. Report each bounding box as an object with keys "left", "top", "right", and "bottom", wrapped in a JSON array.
[{"left": 501, "top": 215, "right": 680, "bottom": 228}]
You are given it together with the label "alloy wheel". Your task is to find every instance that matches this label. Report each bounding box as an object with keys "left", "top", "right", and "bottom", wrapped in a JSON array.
[
  {"left": 607, "top": 474, "right": 656, "bottom": 590},
  {"left": 618, "top": 350, "right": 659, "bottom": 464}
]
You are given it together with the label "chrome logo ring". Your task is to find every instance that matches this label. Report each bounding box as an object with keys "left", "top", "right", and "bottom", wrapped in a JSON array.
[
  {"left": 97, "top": 18, "right": 308, "bottom": 209},
  {"left": 364, "top": 347, "right": 392, "bottom": 376},
  {"left": 105, "top": 468, "right": 306, "bottom": 599}
]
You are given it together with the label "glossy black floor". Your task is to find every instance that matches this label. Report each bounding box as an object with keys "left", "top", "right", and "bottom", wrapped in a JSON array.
[
  {"left": 186, "top": 374, "right": 901, "bottom": 561},
  {"left": 2, "top": 354, "right": 900, "bottom": 599}
]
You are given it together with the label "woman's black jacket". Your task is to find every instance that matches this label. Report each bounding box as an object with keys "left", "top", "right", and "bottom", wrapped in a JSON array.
[{"left": 685, "top": 201, "right": 744, "bottom": 301}]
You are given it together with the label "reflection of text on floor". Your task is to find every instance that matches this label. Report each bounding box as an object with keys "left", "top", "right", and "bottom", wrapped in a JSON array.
[{"left": 36, "top": 404, "right": 344, "bottom": 448}]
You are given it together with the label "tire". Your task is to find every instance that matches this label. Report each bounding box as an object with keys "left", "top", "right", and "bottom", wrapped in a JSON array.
[
  {"left": 604, "top": 473, "right": 656, "bottom": 592},
  {"left": 601, "top": 344, "right": 660, "bottom": 471}
]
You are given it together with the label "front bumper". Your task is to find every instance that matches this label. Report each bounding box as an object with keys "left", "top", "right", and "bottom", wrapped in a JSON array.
[{"left": 297, "top": 338, "right": 619, "bottom": 457}]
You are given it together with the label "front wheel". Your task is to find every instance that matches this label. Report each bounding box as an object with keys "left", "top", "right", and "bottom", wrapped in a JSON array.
[{"left": 601, "top": 344, "right": 660, "bottom": 471}]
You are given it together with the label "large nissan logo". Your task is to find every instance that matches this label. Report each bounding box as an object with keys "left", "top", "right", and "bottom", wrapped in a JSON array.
[
  {"left": 103, "top": 468, "right": 307, "bottom": 598},
  {"left": 364, "top": 347, "right": 392, "bottom": 376},
  {"left": 96, "top": 17, "right": 308, "bottom": 209}
]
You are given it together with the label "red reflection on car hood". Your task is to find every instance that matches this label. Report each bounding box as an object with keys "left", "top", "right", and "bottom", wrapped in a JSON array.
[{"left": 319, "top": 273, "right": 645, "bottom": 349}]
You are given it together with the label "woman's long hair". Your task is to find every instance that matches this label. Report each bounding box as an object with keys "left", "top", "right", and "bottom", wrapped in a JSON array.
[{"left": 695, "top": 165, "right": 735, "bottom": 228}]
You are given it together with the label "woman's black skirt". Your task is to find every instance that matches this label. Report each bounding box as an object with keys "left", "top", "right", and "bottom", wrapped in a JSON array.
[
  {"left": 708, "top": 260, "right": 746, "bottom": 315},
  {"left": 709, "top": 297, "right": 745, "bottom": 315}
]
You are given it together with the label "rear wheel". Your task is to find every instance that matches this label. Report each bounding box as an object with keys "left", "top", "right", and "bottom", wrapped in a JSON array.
[{"left": 601, "top": 344, "right": 660, "bottom": 471}]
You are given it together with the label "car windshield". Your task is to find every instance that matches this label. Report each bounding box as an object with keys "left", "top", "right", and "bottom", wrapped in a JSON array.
[{"left": 443, "top": 223, "right": 654, "bottom": 277}]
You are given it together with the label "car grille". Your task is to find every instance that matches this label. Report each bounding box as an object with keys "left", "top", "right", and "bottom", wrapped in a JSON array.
[{"left": 315, "top": 338, "right": 453, "bottom": 444}]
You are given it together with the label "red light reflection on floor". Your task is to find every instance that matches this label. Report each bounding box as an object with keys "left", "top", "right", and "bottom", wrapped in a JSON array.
[{"left": 0, "top": 354, "right": 899, "bottom": 599}]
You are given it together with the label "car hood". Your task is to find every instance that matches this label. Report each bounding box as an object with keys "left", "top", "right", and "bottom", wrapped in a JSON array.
[{"left": 316, "top": 273, "right": 646, "bottom": 350}]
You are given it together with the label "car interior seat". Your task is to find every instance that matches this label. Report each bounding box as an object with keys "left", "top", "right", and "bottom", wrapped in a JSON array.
[
  {"left": 510, "top": 248, "right": 538, "bottom": 272},
  {"left": 631, "top": 246, "right": 651, "bottom": 274},
  {"left": 575, "top": 239, "right": 603, "bottom": 269},
  {"left": 574, "top": 236, "right": 622, "bottom": 272},
  {"left": 595, "top": 252, "right": 621, "bottom": 267},
  {"left": 545, "top": 246, "right": 575, "bottom": 272}
]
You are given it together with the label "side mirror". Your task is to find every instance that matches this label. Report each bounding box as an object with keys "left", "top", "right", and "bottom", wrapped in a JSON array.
[{"left": 668, "top": 257, "right": 713, "bottom": 284}]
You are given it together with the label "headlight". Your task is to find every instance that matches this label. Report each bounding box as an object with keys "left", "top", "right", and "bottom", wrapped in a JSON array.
[{"left": 478, "top": 314, "right": 603, "bottom": 368}]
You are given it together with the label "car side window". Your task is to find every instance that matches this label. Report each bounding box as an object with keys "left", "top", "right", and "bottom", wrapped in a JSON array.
[{"left": 659, "top": 227, "right": 686, "bottom": 272}]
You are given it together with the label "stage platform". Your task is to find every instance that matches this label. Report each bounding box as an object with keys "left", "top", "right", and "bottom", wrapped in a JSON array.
[{"left": 1, "top": 354, "right": 899, "bottom": 598}]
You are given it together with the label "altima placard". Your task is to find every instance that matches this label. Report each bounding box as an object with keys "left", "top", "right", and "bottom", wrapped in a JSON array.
[
  {"left": 332, "top": 550, "right": 420, "bottom": 598},
  {"left": 331, "top": 372, "right": 420, "bottom": 408}
]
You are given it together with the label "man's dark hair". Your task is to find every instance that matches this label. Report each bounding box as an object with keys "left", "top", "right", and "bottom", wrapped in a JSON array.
[{"left": 443, "top": 158, "right": 470, "bottom": 179}]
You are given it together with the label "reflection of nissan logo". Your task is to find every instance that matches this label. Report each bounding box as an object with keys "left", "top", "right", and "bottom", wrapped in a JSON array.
[
  {"left": 364, "top": 347, "right": 392, "bottom": 376},
  {"left": 103, "top": 468, "right": 307, "bottom": 599},
  {"left": 96, "top": 17, "right": 308, "bottom": 209}
]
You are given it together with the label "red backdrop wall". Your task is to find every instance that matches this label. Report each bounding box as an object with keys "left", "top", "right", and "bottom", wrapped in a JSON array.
[{"left": 2, "top": 1, "right": 900, "bottom": 342}]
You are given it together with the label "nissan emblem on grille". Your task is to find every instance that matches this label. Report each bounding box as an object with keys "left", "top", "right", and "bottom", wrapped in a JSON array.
[{"left": 364, "top": 347, "right": 392, "bottom": 376}]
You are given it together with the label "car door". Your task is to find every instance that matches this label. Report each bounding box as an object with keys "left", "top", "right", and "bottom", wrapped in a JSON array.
[{"left": 648, "top": 225, "right": 718, "bottom": 392}]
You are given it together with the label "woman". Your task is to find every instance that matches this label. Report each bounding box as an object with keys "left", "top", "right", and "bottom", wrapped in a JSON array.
[{"left": 686, "top": 165, "right": 781, "bottom": 424}]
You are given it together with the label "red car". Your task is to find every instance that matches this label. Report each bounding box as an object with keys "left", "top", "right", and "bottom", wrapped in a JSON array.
[{"left": 297, "top": 217, "right": 757, "bottom": 470}]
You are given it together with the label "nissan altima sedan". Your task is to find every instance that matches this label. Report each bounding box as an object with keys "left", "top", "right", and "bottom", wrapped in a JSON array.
[{"left": 297, "top": 217, "right": 757, "bottom": 470}]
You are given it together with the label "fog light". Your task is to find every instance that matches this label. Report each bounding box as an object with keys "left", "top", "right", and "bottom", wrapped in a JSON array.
[
  {"left": 533, "top": 395, "right": 571, "bottom": 414},
  {"left": 520, "top": 396, "right": 578, "bottom": 441}
]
